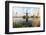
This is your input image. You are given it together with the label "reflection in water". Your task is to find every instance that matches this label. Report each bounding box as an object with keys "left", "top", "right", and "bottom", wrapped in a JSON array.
[
  {"left": 13, "top": 17, "right": 40, "bottom": 28},
  {"left": 13, "top": 18, "right": 32, "bottom": 23}
]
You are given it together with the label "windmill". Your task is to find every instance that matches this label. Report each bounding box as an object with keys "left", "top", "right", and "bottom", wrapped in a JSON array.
[{"left": 22, "top": 7, "right": 32, "bottom": 23}]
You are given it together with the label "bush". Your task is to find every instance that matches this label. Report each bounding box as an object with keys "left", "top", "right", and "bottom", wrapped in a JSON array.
[
  {"left": 23, "top": 15, "right": 26, "bottom": 19},
  {"left": 31, "top": 16, "right": 34, "bottom": 18},
  {"left": 23, "top": 15, "right": 29, "bottom": 19}
]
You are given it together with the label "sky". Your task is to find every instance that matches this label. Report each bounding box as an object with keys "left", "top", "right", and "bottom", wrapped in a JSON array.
[
  {"left": 15, "top": 7, "right": 33, "bottom": 13},
  {"left": 12, "top": 7, "right": 39, "bottom": 16}
]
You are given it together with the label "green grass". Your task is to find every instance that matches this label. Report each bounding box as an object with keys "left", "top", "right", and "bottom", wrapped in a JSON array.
[{"left": 13, "top": 22, "right": 32, "bottom": 28}]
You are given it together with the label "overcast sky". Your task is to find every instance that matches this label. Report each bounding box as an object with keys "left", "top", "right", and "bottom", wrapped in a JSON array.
[{"left": 12, "top": 7, "right": 39, "bottom": 16}]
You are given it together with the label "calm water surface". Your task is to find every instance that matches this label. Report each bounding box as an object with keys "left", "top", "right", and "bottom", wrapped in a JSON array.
[{"left": 13, "top": 18, "right": 32, "bottom": 24}]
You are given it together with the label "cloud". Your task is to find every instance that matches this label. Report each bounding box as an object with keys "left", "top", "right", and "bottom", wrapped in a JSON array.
[{"left": 12, "top": 7, "right": 40, "bottom": 16}]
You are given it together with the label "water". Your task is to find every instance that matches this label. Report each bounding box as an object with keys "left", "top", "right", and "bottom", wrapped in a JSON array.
[
  {"left": 13, "top": 18, "right": 32, "bottom": 24},
  {"left": 13, "top": 18, "right": 40, "bottom": 27}
]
